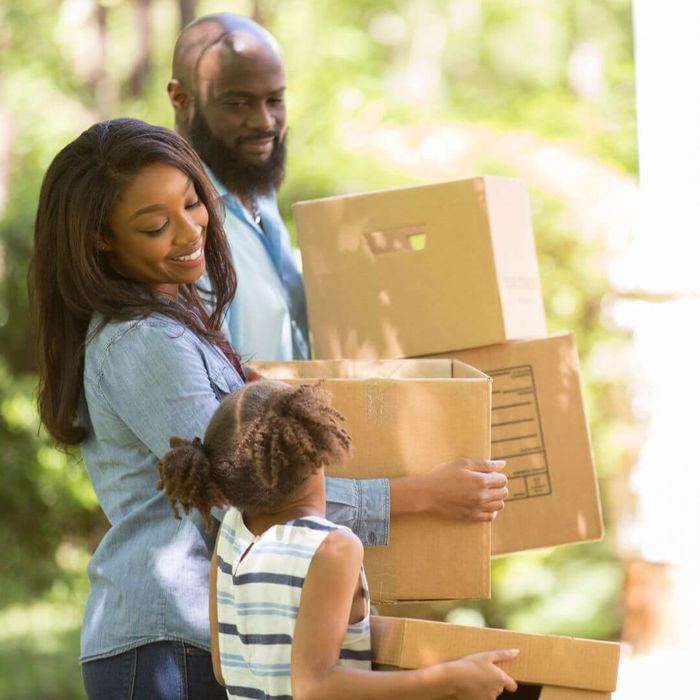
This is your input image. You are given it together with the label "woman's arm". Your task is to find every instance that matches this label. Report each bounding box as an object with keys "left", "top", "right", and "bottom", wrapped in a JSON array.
[
  {"left": 291, "top": 530, "right": 518, "bottom": 700},
  {"left": 94, "top": 321, "right": 242, "bottom": 458},
  {"left": 325, "top": 477, "right": 389, "bottom": 545},
  {"left": 325, "top": 457, "right": 508, "bottom": 549}
]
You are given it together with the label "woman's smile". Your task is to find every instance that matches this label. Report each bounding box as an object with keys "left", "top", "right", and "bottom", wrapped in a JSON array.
[{"left": 171, "top": 242, "right": 204, "bottom": 263}]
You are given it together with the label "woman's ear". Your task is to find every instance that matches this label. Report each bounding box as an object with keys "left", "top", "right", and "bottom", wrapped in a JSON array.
[{"left": 97, "top": 234, "right": 112, "bottom": 252}]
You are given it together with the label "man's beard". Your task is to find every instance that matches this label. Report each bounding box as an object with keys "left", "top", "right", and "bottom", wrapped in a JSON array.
[{"left": 188, "top": 108, "right": 286, "bottom": 198}]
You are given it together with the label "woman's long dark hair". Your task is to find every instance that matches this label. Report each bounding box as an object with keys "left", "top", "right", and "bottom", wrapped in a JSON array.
[{"left": 29, "top": 118, "right": 237, "bottom": 446}]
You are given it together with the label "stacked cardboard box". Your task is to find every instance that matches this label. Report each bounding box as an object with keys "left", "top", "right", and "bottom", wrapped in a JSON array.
[
  {"left": 293, "top": 177, "right": 604, "bottom": 555},
  {"left": 428, "top": 333, "right": 603, "bottom": 555},
  {"left": 289, "top": 176, "right": 618, "bottom": 693},
  {"left": 293, "top": 177, "right": 547, "bottom": 360},
  {"left": 371, "top": 616, "right": 620, "bottom": 699}
]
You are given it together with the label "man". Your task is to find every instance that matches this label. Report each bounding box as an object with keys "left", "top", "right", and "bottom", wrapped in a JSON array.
[
  {"left": 168, "top": 13, "right": 307, "bottom": 362},
  {"left": 167, "top": 13, "right": 508, "bottom": 546}
]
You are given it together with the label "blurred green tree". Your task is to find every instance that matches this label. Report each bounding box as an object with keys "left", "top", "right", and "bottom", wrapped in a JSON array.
[{"left": 0, "top": 0, "right": 638, "bottom": 696}]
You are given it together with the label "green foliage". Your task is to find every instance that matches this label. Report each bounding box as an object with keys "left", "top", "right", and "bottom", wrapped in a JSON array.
[
  {"left": 0, "top": 0, "right": 637, "bottom": 696},
  {"left": 0, "top": 358, "right": 104, "bottom": 607},
  {"left": 0, "top": 624, "right": 83, "bottom": 700},
  {"left": 0, "top": 546, "right": 89, "bottom": 700}
]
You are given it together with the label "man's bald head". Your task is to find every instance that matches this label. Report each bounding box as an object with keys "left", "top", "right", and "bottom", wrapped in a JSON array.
[
  {"left": 168, "top": 13, "right": 288, "bottom": 198},
  {"left": 171, "top": 14, "right": 283, "bottom": 102}
]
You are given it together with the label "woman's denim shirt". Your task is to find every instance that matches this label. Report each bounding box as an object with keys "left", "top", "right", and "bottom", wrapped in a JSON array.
[{"left": 79, "top": 312, "right": 389, "bottom": 662}]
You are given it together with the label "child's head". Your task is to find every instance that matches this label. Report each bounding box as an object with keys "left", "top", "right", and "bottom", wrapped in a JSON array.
[{"left": 158, "top": 380, "right": 351, "bottom": 528}]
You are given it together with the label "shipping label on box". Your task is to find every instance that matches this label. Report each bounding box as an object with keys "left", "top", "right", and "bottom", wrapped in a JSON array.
[
  {"left": 426, "top": 333, "right": 603, "bottom": 555},
  {"left": 293, "top": 177, "right": 547, "bottom": 360},
  {"left": 251, "top": 359, "right": 492, "bottom": 602},
  {"left": 370, "top": 616, "right": 620, "bottom": 699}
]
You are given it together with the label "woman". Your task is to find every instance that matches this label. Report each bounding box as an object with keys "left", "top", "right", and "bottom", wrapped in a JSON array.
[
  {"left": 30, "top": 117, "right": 509, "bottom": 698},
  {"left": 30, "top": 118, "right": 239, "bottom": 698},
  {"left": 159, "top": 380, "right": 519, "bottom": 700}
]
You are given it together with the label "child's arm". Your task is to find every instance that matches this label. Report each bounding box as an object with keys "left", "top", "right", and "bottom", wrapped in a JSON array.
[
  {"left": 209, "top": 549, "right": 225, "bottom": 686},
  {"left": 291, "top": 529, "right": 519, "bottom": 700}
]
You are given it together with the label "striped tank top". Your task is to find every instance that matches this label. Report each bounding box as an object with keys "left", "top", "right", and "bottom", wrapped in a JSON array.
[{"left": 216, "top": 509, "right": 372, "bottom": 700}]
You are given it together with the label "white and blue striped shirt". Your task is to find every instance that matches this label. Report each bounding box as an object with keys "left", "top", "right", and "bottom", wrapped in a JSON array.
[{"left": 216, "top": 509, "right": 372, "bottom": 700}]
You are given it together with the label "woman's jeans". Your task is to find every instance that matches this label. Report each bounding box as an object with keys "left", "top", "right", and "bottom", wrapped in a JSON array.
[{"left": 81, "top": 641, "right": 227, "bottom": 700}]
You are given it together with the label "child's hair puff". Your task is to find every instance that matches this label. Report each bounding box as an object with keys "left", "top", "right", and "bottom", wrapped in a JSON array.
[
  {"left": 158, "top": 380, "right": 351, "bottom": 529},
  {"left": 157, "top": 436, "right": 228, "bottom": 529}
]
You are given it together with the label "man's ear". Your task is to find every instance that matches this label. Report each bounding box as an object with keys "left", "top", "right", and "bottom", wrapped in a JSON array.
[{"left": 168, "top": 79, "right": 189, "bottom": 112}]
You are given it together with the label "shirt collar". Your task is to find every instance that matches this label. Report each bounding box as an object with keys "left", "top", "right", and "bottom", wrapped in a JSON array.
[
  {"left": 202, "top": 163, "right": 277, "bottom": 217},
  {"left": 203, "top": 164, "right": 231, "bottom": 200}
]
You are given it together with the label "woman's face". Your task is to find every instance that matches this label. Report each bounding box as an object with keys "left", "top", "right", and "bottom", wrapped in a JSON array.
[{"left": 103, "top": 162, "right": 209, "bottom": 297}]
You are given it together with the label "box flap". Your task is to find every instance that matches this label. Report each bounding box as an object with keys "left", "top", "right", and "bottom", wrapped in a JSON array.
[
  {"left": 252, "top": 359, "right": 489, "bottom": 381},
  {"left": 451, "top": 359, "right": 491, "bottom": 380}
]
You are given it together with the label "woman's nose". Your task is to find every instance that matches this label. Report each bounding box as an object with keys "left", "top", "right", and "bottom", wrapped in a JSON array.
[{"left": 175, "top": 217, "right": 203, "bottom": 243}]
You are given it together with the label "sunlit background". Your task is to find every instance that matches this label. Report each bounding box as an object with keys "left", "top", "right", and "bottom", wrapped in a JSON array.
[{"left": 0, "top": 0, "right": 694, "bottom": 697}]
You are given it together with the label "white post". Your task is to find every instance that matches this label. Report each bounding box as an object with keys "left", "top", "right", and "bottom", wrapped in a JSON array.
[{"left": 613, "top": 1, "right": 700, "bottom": 695}]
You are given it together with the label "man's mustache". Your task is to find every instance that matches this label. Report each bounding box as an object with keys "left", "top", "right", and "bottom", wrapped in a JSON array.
[{"left": 239, "top": 131, "right": 279, "bottom": 143}]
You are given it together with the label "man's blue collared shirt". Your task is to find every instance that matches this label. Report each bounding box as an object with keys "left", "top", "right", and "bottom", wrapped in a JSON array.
[{"left": 206, "top": 168, "right": 309, "bottom": 362}]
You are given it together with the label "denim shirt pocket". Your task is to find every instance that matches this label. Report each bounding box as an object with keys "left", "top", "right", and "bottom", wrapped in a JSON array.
[{"left": 201, "top": 348, "right": 243, "bottom": 400}]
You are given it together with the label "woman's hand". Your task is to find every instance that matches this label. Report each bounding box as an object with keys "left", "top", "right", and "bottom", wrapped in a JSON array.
[{"left": 391, "top": 458, "right": 508, "bottom": 521}]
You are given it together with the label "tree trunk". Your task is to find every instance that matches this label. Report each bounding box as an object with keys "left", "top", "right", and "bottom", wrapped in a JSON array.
[
  {"left": 0, "top": 90, "right": 10, "bottom": 221},
  {"left": 92, "top": 1, "right": 116, "bottom": 117},
  {"left": 128, "top": 0, "right": 152, "bottom": 98},
  {"left": 251, "top": 0, "right": 266, "bottom": 26},
  {"left": 179, "top": 0, "right": 197, "bottom": 29}
]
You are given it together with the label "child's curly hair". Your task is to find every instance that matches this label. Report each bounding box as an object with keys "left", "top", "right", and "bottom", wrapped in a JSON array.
[{"left": 158, "top": 380, "right": 351, "bottom": 529}]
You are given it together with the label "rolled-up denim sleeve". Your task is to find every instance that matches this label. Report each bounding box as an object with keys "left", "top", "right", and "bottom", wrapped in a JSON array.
[{"left": 325, "top": 476, "right": 390, "bottom": 546}]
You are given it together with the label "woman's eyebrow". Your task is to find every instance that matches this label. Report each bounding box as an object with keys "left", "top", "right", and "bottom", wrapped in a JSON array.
[
  {"left": 130, "top": 203, "right": 165, "bottom": 219},
  {"left": 129, "top": 178, "right": 194, "bottom": 220}
]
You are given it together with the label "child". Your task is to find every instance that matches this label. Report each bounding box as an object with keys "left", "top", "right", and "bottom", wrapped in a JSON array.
[{"left": 159, "top": 379, "right": 519, "bottom": 700}]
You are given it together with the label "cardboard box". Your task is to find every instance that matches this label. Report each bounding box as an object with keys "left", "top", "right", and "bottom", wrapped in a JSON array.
[
  {"left": 251, "top": 359, "right": 492, "bottom": 602},
  {"left": 293, "top": 177, "right": 547, "bottom": 360},
  {"left": 426, "top": 333, "right": 603, "bottom": 555},
  {"left": 371, "top": 616, "right": 620, "bottom": 699}
]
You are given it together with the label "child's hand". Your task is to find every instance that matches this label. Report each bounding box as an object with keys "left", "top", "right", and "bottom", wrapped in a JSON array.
[
  {"left": 443, "top": 648, "right": 519, "bottom": 699},
  {"left": 418, "top": 458, "right": 509, "bottom": 522}
]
